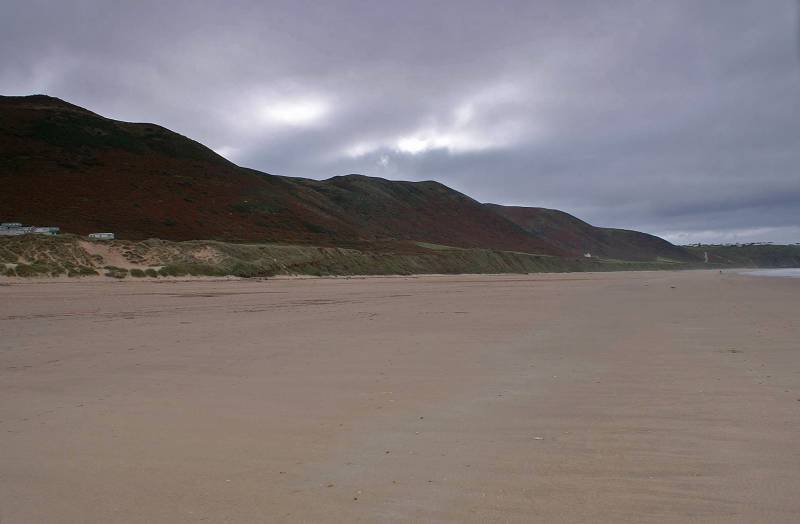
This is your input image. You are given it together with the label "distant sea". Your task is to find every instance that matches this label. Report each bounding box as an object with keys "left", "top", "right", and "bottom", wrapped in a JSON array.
[{"left": 744, "top": 268, "right": 800, "bottom": 278}]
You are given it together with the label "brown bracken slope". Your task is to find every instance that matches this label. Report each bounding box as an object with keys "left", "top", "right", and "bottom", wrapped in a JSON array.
[
  {"left": 0, "top": 95, "right": 556, "bottom": 254},
  {"left": 0, "top": 94, "right": 693, "bottom": 261}
]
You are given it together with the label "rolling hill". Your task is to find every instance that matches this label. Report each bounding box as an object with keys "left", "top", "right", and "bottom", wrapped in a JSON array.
[
  {"left": 485, "top": 204, "right": 695, "bottom": 262},
  {"left": 0, "top": 94, "right": 693, "bottom": 262}
]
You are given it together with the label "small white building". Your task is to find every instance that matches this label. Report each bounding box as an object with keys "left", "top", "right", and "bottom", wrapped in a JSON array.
[
  {"left": 1, "top": 223, "right": 60, "bottom": 236},
  {"left": 88, "top": 232, "right": 115, "bottom": 240},
  {"left": 32, "top": 227, "right": 60, "bottom": 236},
  {"left": 0, "top": 225, "right": 33, "bottom": 236}
]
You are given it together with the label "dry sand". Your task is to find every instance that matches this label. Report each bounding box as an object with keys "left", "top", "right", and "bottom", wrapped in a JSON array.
[{"left": 1, "top": 270, "right": 799, "bottom": 523}]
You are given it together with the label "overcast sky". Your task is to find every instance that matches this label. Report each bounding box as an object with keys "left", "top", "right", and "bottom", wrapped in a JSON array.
[{"left": 2, "top": 0, "right": 799, "bottom": 243}]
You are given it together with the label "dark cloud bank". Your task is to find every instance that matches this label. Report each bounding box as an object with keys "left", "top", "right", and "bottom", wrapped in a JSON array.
[{"left": 2, "top": 0, "right": 799, "bottom": 243}]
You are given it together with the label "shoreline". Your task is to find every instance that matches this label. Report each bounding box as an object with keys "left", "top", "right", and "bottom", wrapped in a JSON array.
[{"left": 3, "top": 267, "right": 795, "bottom": 286}]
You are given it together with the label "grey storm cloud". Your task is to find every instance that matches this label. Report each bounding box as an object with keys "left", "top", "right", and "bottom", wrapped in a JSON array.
[{"left": 2, "top": 0, "right": 799, "bottom": 243}]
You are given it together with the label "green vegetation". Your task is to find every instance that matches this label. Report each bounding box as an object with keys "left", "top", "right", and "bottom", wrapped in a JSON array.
[
  {"left": 12, "top": 263, "right": 52, "bottom": 277},
  {"left": 415, "top": 242, "right": 460, "bottom": 251},
  {"left": 686, "top": 244, "right": 800, "bottom": 268},
  {"left": 0, "top": 259, "right": 96, "bottom": 277},
  {"left": 2, "top": 234, "right": 796, "bottom": 280},
  {"left": 158, "top": 263, "right": 225, "bottom": 277},
  {"left": 104, "top": 266, "right": 128, "bottom": 278},
  {"left": 66, "top": 265, "right": 98, "bottom": 277}
]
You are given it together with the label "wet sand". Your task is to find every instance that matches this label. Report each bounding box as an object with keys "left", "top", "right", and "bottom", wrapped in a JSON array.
[{"left": 1, "top": 270, "right": 799, "bottom": 523}]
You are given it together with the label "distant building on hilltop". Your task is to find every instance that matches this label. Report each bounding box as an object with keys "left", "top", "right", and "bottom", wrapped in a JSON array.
[
  {"left": 32, "top": 227, "right": 59, "bottom": 235},
  {"left": 88, "top": 232, "right": 115, "bottom": 240},
  {"left": 0, "top": 222, "right": 59, "bottom": 236}
]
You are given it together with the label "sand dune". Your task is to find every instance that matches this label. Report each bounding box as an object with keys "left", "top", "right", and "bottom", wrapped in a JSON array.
[{"left": 1, "top": 271, "right": 799, "bottom": 522}]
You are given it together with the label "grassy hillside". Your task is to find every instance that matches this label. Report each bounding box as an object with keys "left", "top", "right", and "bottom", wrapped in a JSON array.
[{"left": 0, "top": 234, "right": 693, "bottom": 279}]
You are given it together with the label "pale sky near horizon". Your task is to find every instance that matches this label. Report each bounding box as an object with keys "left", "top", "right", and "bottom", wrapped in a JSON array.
[{"left": 2, "top": 0, "right": 799, "bottom": 243}]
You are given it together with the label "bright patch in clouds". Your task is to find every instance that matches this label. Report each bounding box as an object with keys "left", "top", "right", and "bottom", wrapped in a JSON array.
[
  {"left": 213, "top": 145, "right": 240, "bottom": 161},
  {"left": 342, "top": 83, "right": 533, "bottom": 157},
  {"left": 259, "top": 98, "right": 329, "bottom": 126},
  {"left": 394, "top": 130, "right": 490, "bottom": 154},
  {"left": 344, "top": 140, "right": 381, "bottom": 158},
  {"left": 395, "top": 134, "right": 434, "bottom": 154}
]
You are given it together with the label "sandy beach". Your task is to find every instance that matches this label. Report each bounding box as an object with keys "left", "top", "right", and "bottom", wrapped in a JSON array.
[{"left": 1, "top": 270, "right": 799, "bottom": 523}]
